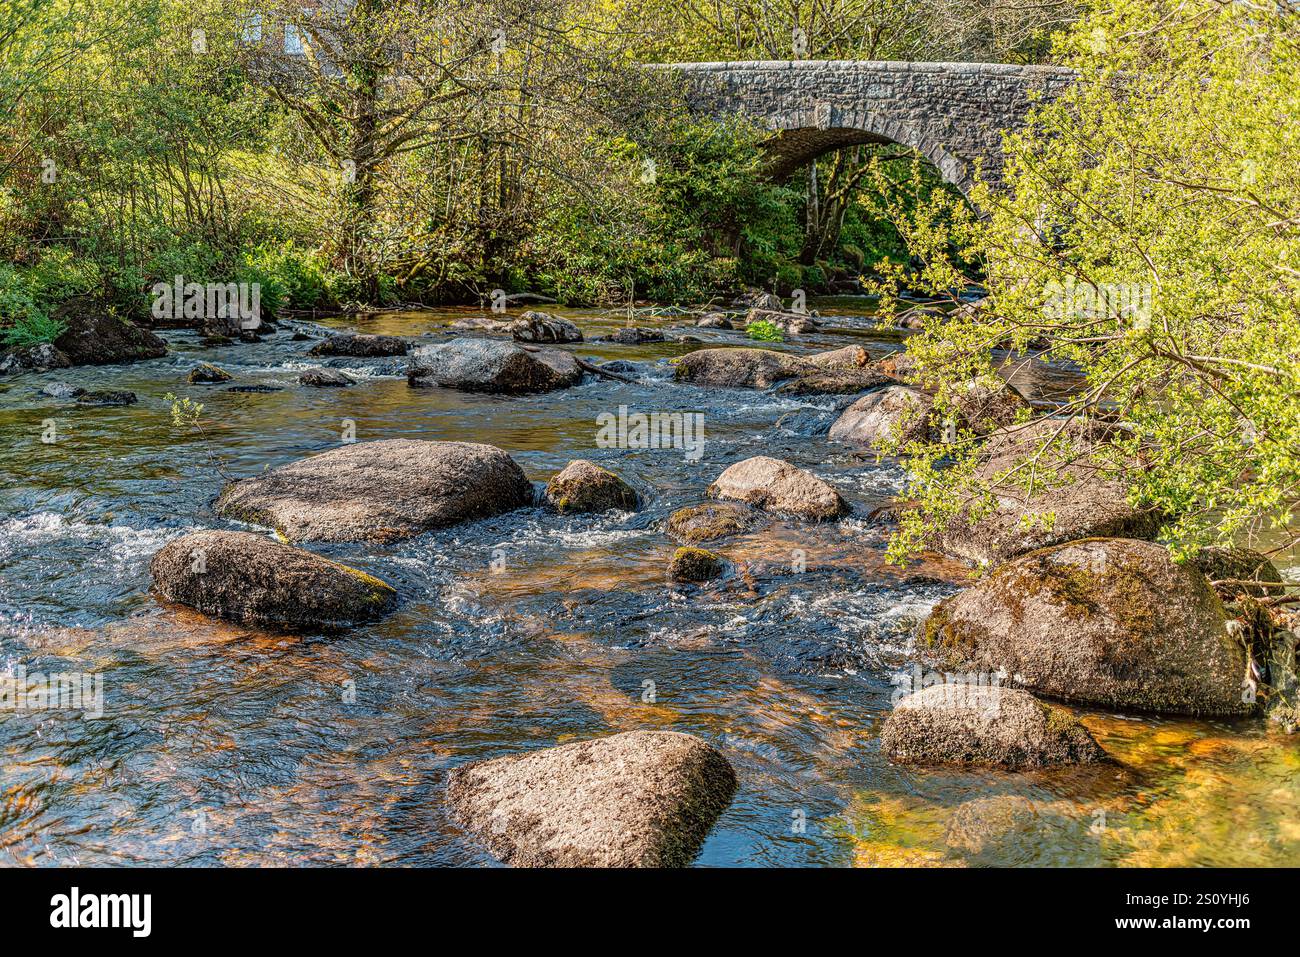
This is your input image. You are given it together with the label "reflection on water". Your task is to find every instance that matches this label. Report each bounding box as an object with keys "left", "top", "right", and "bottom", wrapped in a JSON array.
[{"left": 0, "top": 301, "right": 1296, "bottom": 867}]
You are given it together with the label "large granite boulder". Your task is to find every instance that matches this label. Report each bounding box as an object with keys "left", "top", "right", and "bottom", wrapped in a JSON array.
[
  {"left": 408, "top": 338, "right": 582, "bottom": 394},
  {"left": 215, "top": 439, "right": 533, "bottom": 543},
  {"left": 673, "top": 344, "right": 870, "bottom": 390},
  {"left": 880, "top": 685, "right": 1106, "bottom": 768},
  {"left": 829, "top": 386, "right": 935, "bottom": 447},
  {"left": 446, "top": 731, "right": 737, "bottom": 867},
  {"left": 150, "top": 530, "right": 397, "bottom": 629},
  {"left": 919, "top": 538, "right": 1252, "bottom": 716},
  {"left": 934, "top": 417, "right": 1163, "bottom": 565},
  {"left": 708, "top": 456, "right": 849, "bottom": 521}
]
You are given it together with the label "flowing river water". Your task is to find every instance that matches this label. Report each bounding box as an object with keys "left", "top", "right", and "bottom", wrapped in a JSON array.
[{"left": 1, "top": 299, "right": 1297, "bottom": 867}]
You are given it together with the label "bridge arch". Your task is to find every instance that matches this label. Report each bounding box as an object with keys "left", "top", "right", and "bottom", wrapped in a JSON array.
[{"left": 660, "top": 60, "right": 1076, "bottom": 199}]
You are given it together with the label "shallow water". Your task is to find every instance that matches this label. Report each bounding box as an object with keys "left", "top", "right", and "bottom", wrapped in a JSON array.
[{"left": 0, "top": 300, "right": 1296, "bottom": 867}]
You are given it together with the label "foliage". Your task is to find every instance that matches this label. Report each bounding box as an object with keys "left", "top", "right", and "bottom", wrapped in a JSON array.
[
  {"left": 866, "top": 0, "right": 1300, "bottom": 562},
  {"left": 746, "top": 319, "right": 784, "bottom": 342}
]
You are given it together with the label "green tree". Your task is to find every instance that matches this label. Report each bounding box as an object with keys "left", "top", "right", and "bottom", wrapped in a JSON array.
[{"left": 870, "top": 0, "right": 1300, "bottom": 564}]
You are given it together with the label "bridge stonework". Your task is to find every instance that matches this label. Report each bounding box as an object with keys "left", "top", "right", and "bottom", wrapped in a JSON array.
[{"left": 663, "top": 60, "right": 1076, "bottom": 195}]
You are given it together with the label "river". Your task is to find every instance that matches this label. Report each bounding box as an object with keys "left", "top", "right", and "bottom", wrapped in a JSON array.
[{"left": 1, "top": 300, "right": 1297, "bottom": 866}]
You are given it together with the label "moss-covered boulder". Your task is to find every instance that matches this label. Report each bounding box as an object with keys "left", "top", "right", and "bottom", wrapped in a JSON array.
[
  {"left": 920, "top": 538, "right": 1251, "bottom": 716},
  {"left": 150, "top": 530, "right": 397, "bottom": 630},
  {"left": 446, "top": 730, "right": 738, "bottom": 867},
  {"left": 668, "top": 546, "right": 726, "bottom": 582},
  {"left": 934, "top": 417, "right": 1163, "bottom": 565},
  {"left": 708, "top": 455, "right": 848, "bottom": 521},
  {"left": 1188, "top": 546, "right": 1286, "bottom": 601},
  {"left": 188, "top": 362, "right": 232, "bottom": 384},
  {"left": 544, "top": 460, "right": 637, "bottom": 513},
  {"left": 215, "top": 439, "right": 533, "bottom": 543},
  {"left": 880, "top": 685, "right": 1107, "bottom": 768},
  {"left": 665, "top": 503, "right": 765, "bottom": 544}
]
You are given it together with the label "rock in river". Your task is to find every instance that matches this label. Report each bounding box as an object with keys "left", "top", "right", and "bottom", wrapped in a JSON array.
[
  {"left": 188, "top": 362, "right": 232, "bottom": 384},
  {"left": 298, "top": 367, "right": 356, "bottom": 388},
  {"left": 673, "top": 344, "right": 870, "bottom": 390},
  {"left": 215, "top": 439, "right": 533, "bottom": 543},
  {"left": 544, "top": 459, "right": 638, "bottom": 513},
  {"left": 308, "top": 333, "right": 409, "bottom": 358},
  {"left": 934, "top": 417, "right": 1163, "bottom": 565},
  {"left": 53, "top": 311, "right": 168, "bottom": 366},
  {"left": 510, "top": 311, "right": 582, "bottom": 343},
  {"left": 829, "top": 386, "right": 934, "bottom": 447},
  {"left": 408, "top": 338, "right": 582, "bottom": 394},
  {"left": 446, "top": 730, "right": 737, "bottom": 867},
  {"left": 0, "top": 343, "right": 71, "bottom": 377},
  {"left": 150, "top": 529, "right": 397, "bottom": 630},
  {"left": 668, "top": 546, "right": 726, "bottom": 582},
  {"left": 880, "top": 685, "right": 1106, "bottom": 769},
  {"left": 666, "top": 502, "right": 766, "bottom": 544},
  {"left": 919, "top": 538, "right": 1252, "bottom": 716},
  {"left": 76, "top": 390, "right": 137, "bottom": 406},
  {"left": 708, "top": 455, "right": 848, "bottom": 521},
  {"left": 1188, "top": 545, "right": 1286, "bottom": 601}
]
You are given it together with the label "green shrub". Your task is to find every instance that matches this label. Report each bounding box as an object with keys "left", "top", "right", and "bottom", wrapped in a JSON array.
[
  {"left": 746, "top": 319, "right": 784, "bottom": 342},
  {"left": 0, "top": 265, "right": 65, "bottom": 347}
]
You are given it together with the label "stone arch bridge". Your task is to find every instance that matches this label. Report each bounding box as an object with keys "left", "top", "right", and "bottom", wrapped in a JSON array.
[{"left": 660, "top": 60, "right": 1076, "bottom": 196}]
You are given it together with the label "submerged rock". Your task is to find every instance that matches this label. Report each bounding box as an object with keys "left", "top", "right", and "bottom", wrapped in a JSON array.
[
  {"left": 39, "top": 381, "right": 85, "bottom": 400},
  {"left": 308, "top": 333, "right": 409, "bottom": 358},
  {"left": 510, "top": 311, "right": 582, "bottom": 343},
  {"left": 188, "top": 362, "right": 232, "bottom": 384},
  {"left": 599, "top": 327, "right": 664, "bottom": 344},
  {"left": 53, "top": 312, "right": 167, "bottom": 366},
  {"left": 666, "top": 502, "right": 766, "bottom": 544},
  {"left": 76, "top": 390, "right": 137, "bottom": 406},
  {"left": 446, "top": 730, "right": 738, "bottom": 867},
  {"left": 708, "top": 455, "right": 848, "bottom": 521},
  {"left": 298, "top": 367, "right": 356, "bottom": 388},
  {"left": 215, "top": 439, "right": 533, "bottom": 543},
  {"left": 408, "top": 338, "right": 582, "bottom": 394},
  {"left": 880, "top": 685, "right": 1107, "bottom": 769},
  {"left": 668, "top": 546, "right": 726, "bottom": 582},
  {"left": 1188, "top": 546, "right": 1286, "bottom": 601},
  {"left": 544, "top": 460, "right": 638, "bottom": 513},
  {"left": 935, "top": 417, "right": 1162, "bottom": 565},
  {"left": 150, "top": 530, "right": 397, "bottom": 630},
  {"left": 225, "top": 384, "right": 282, "bottom": 393},
  {"left": 919, "top": 538, "right": 1251, "bottom": 716}
]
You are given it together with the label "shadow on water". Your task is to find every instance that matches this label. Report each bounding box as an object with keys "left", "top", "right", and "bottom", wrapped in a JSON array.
[{"left": 0, "top": 301, "right": 1296, "bottom": 866}]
